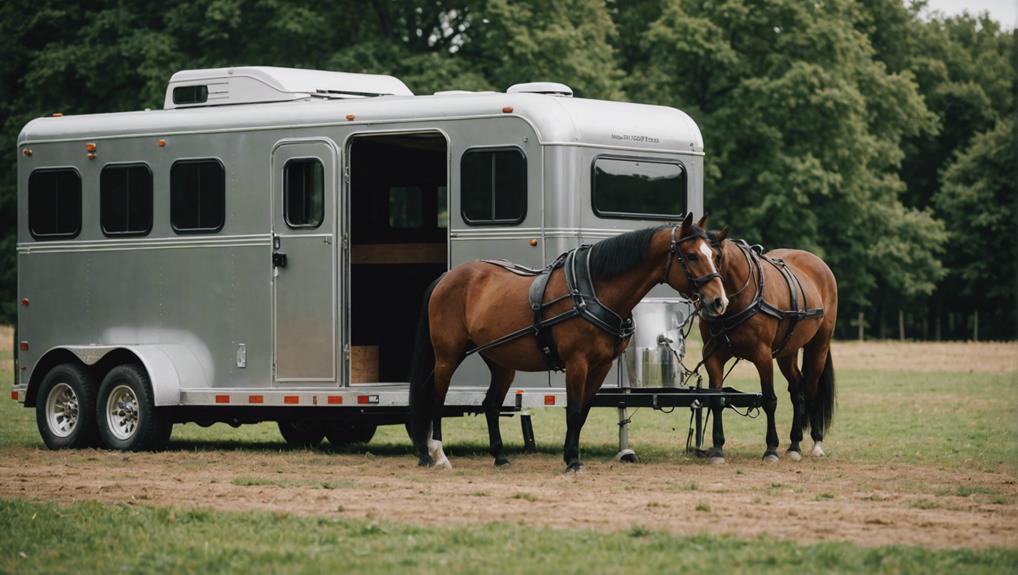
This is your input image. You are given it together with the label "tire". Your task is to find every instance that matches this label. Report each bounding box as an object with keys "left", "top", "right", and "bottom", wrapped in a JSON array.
[
  {"left": 96, "top": 364, "right": 172, "bottom": 451},
  {"left": 325, "top": 422, "right": 377, "bottom": 446},
  {"left": 277, "top": 420, "right": 326, "bottom": 448},
  {"left": 36, "top": 363, "right": 99, "bottom": 449}
]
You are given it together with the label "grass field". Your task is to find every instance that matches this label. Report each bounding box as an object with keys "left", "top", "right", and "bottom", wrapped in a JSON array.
[{"left": 1, "top": 331, "right": 1016, "bottom": 573}]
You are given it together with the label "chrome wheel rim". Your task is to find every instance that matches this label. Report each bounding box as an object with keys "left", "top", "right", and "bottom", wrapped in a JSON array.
[
  {"left": 106, "top": 384, "right": 139, "bottom": 441},
  {"left": 45, "top": 382, "right": 79, "bottom": 438}
]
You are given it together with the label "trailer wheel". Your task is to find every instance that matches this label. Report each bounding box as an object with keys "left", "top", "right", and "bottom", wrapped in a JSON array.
[
  {"left": 325, "top": 423, "right": 377, "bottom": 446},
  {"left": 36, "top": 363, "right": 98, "bottom": 449},
  {"left": 277, "top": 420, "right": 326, "bottom": 448},
  {"left": 96, "top": 364, "right": 173, "bottom": 451}
]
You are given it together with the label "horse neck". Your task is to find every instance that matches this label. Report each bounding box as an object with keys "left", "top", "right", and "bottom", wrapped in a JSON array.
[
  {"left": 592, "top": 231, "right": 671, "bottom": 317},
  {"left": 719, "top": 240, "right": 756, "bottom": 311}
]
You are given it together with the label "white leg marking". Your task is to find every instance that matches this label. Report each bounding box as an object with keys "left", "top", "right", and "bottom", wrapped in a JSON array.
[
  {"left": 811, "top": 441, "right": 825, "bottom": 457},
  {"left": 787, "top": 449, "right": 802, "bottom": 462},
  {"left": 428, "top": 439, "right": 452, "bottom": 469}
]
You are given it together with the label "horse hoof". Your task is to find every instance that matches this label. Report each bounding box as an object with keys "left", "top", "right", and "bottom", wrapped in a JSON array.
[
  {"left": 787, "top": 449, "right": 802, "bottom": 462},
  {"left": 494, "top": 457, "right": 511, "bottom": 467},
  {"left": 762, "top": 452, "right": 779, "bottom": 462},
  {"left": 811, "top": 443, "right": 826, "bottom": 458},
  {"left": 708, "top": 456, "right": 725, "bottom": 465},
  {"left": 564, "top": 462, "right": 585, "bottom": 475}
]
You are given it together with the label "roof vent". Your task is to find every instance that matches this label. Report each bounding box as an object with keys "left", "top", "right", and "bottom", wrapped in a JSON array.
[
  {"left": 164, "top": 66, "right": 413, "bottom": 109},
  {"left": 506, "top": 82, "right": 573, "bottom": 97}
]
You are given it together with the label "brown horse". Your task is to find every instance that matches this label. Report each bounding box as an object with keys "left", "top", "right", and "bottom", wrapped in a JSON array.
[
  {"left": 696, "top": 228, "right": 838, "bottom": 463},
  {"left": 408, "top": 214, "right": 728, "bottom": 472}
]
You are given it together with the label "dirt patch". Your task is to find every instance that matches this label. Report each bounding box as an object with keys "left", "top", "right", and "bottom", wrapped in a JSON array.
[
  {"left": 1, "top": 447, "right": 1015, "bottom": 550},
  {"left": 683, "top": 338, "right": 1017, "bottom": 380},
  {"left": 829, "top": 341, "right": 1017, "bottom": 374}
]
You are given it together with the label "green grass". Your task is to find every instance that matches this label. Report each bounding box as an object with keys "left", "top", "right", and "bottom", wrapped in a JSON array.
[
  {"left": 3, "top": 367, "right": 1014, "bottom": 472},
  {"left": 2, "top": 346, "right": 1017, "bottom": 573},
  {"left": 1, "top": 498, "right": 1014, "bottom": 575}
]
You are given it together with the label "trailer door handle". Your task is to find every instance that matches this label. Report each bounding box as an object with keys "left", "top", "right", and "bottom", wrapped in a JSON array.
[{"left": 273, "top": 252, "right": 288, "bottom": 268}]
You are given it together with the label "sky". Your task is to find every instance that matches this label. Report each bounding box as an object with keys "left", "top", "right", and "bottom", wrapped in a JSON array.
[{"left": 921, "top": 0, "right": 1017, "bottom": 29}]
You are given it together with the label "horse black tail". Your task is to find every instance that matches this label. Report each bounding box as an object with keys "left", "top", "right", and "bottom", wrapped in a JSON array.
[
  {"left": 807, "top": 349, "right": 836, "bottom": 436},
  {"left": 408, "top": 276, "right": 443, "bottom": 449}
]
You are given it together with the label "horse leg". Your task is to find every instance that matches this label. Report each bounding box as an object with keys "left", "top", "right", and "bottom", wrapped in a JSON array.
[
  {"left": 704, "top": 348, "right": 731, "bottom": 464},
  {"left": 777, "top": 355, "right": 805, "bottom": 461},
  {"left": 425, "top": 358, "right": 457, "bottom": 469},
  {"left": 801, "top": 332, "right": 835, "bottom": 458},
  {"left": 563, "top": 361, "right": 590, "bottom": 473},
  {"left": 753, "top": 352, "right": 780, "bottom": 462},
  {"left": 481, "top": 358, "right": 516, "bottom": 467}
]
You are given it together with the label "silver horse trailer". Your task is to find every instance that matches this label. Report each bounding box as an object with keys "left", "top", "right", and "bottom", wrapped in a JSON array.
[{"left": 12, "top": 66, "right": 758, "bottom": 453}]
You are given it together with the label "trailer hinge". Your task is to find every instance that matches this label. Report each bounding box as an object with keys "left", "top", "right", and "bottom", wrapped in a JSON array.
[
  {"left": 343, "top": 165, "right": 350, "bottom": 183},
  {"left": 343, "top": 343, "right": 351, "bottom": 360},
  {"left": 342, "top": 233, "right": 349, "bottom": 251}
]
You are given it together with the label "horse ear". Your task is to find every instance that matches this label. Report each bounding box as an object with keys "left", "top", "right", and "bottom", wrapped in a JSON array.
[
  {"left": 696, "top": 213, "right": 709, "bottom": 229},
  {"left": 717, "top": 225, "right": 730, "bottom": 242},
  {"left": 681, "top": 212, "right": 693, "bottom": 232}
]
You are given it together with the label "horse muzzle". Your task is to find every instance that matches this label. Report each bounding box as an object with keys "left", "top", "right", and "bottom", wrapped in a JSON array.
[{"left": 701, "top": 295, "right": 729, "bottom": 318}]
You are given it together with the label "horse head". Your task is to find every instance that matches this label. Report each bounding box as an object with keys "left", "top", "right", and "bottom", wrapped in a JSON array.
[{"left": 664, "top": 213, "right": 729, "bottom": 316}]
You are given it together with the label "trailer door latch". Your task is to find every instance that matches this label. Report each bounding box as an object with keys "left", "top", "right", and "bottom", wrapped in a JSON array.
[{"left": 273, "top": 252, "right": 288, "bottom": 268}]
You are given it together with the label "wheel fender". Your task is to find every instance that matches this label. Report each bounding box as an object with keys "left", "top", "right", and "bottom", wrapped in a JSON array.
[
  {"left": 53, "top": 344, "right": 210, "bottom": 407},
  {"left": 114, "top": 344, "right": 211, "bottom": 406}
]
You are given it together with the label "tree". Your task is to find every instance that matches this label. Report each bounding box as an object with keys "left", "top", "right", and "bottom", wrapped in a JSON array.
[
  {"left": 621, "top": 0, "right": 944, "bottom": 315},
  {"left": 935, "top": 119, "right": 1017, "bottom": 339}
]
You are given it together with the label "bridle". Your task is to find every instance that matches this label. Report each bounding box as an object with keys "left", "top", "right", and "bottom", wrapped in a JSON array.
[{"left": 662, "top": 224, "right": 722, "bottom": 296}]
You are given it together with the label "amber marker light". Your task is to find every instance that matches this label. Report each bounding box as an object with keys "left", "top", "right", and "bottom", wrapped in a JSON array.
[
  {"left": 85, "top": 143, "right": 97, "bottom": 152},
  {"left": 21, "top": 148, "right": 31, "bottom": 157},
  {"left": 345, "top": 113, "right": 356, "bottom": 121},
  {"left": 502, "top": 106, "right": 514, "bottom": 113},
  {"left": 529, "top": 239, "right": 538, "bottom": 247},
  {"left": 51, "top": 113, "right": 63, "bottom": 117},
  {"left": 158, "top": 139, "right": 167, "bottom": 148}
]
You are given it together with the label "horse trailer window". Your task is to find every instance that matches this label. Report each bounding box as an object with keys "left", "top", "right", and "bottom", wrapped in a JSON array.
[
  {"left": 461, "top": 148, "right": 526, "bottom": 225},
  {"left": 283, "top": 158, "right": 324, "bottom": 228},
  {"left": 28, "top": 169, "right": 81, "bottom": 239},
  {"left": 172, "top": 85, "right": 208, "bottom": 105},
  {"left": 388, "top": 186, "right": 423, "bottom": 229},
  {"left": 100, "top": 164, "right": 153, "bottom": 236},
  {"left": 592, "top": 158, "right": 686, "bottom": 219},
  {"left": 170, "top": 160, "right": 225, "bottom": 233}
]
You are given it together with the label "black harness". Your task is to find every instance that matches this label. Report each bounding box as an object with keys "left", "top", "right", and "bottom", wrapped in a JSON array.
[
  {"left": 466, "top": 224, "right": 719, "bottom": 372},
  {"left": 703, "top": 240, "right": 824, "bottom": 357},
  {"left": 471, "top": 245, "right": 634, "bottom": 371}
]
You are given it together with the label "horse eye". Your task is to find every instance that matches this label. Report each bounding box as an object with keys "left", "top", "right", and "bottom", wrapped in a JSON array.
[{"left": 686, "top": 252, "right": 698, "bottom": 261}]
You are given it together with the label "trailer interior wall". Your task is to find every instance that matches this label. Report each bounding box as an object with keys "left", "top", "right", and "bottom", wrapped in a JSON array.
[{"left": 348, "top": 133, "right": 448, "bottom": 383}]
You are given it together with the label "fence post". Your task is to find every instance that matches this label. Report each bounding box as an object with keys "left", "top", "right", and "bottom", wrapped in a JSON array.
[
  {"left": 898, "top": 310, "right": 905, "bottom": 341},
  {"left": 858, "top": 311, "right": 864, "bottom": 341},
  {"left": 973, "top": 310, "right": 979, "bottom": 342}
]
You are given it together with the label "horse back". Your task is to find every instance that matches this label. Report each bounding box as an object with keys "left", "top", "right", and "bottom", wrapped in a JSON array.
[{"left": 763, "top": 248, "right": 838, "bottom": 312}]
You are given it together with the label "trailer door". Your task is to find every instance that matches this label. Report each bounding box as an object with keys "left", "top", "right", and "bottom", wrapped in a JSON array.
[{"left": 271, "top": 140, "right": 339, "bottom": 382}]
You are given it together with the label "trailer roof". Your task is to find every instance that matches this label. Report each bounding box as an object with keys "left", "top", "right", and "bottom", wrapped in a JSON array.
[{"left": 18, "top": 91, "right": 704, "bottom": 153}]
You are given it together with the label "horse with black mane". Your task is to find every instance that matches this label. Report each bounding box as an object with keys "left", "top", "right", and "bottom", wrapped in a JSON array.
[
  {"left": 408, "top": 214, "right": 727, "bottom": 472},
  {"left": 698, "top": 227, "right": 838, "bottom": 463}
]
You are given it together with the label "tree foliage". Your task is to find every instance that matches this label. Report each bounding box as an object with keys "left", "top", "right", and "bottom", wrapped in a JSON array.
[{"left": 0, "top": 0, "right": 1012, "bottom": 337}]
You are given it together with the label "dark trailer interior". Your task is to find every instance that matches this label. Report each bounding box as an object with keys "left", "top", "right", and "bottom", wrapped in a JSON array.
[{"left": 348, "top": 133, "right": 448, "bottom": 383}]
